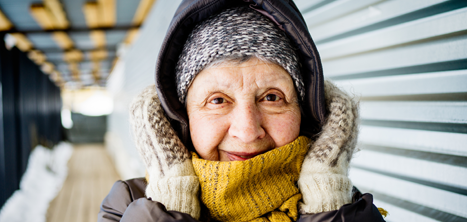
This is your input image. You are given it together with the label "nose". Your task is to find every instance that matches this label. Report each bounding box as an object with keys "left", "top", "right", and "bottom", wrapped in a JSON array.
[{"left": 229, "top": 103, "right": 265, "bottom": 143}]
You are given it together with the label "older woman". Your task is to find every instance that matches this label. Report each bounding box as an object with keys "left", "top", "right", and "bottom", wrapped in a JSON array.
[{"left": 98, "top": 1, "right": 385, "bottom": 222}]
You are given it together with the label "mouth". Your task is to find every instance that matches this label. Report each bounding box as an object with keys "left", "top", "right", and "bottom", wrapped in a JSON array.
[{"left": 224, "top": 151, "right": 267, "bottom": 161}]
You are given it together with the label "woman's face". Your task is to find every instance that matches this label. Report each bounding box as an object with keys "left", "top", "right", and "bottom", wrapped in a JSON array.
[{"left": 186, "top": 58, "right": 301, "bottom": 161}]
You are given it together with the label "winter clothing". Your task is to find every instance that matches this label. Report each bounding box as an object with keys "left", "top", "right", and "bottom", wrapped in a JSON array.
[
  {"left": 155, "top": 0, "right": 327, "bottom": 147},
  {"left": 298, "top": 82, "right": 358, "bottom": 214},
  {"left": 175, "top": 6, "right": 303, "bottom": 104},
  {"left": 192, "top": 136, "right": 310, "bottom": 222},
  {"left": 98, "top": 178, "right": 383, "bottom": 222},
  {"left": 98, "top": 0, "right": 386, "bottom": 221},
  {"left": 98, "top": 81, "right": 384, "bottom": 221}
]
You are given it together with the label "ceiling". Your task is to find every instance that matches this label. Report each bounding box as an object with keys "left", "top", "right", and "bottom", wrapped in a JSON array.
[{"left": 0, "top": 0, "right": 155, "bottom": 89}]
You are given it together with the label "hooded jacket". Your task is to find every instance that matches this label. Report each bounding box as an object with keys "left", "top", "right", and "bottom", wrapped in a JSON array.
[
  {"left": 98, "top": 82, "right": 385, "bottom": 222},
  {"left": 98, "top": 0, "right": 386, "bottom": 221},
  {"left": 155, "top": 0, "right": 326, "bottom": 149}
]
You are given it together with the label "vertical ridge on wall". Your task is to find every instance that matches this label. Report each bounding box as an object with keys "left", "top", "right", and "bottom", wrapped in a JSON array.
[
  {"left": 0, "top": 38, "right": 63, "bottom": 208},
  {"left": 293, "top": 0, "right": 467, "bottom": 220}
]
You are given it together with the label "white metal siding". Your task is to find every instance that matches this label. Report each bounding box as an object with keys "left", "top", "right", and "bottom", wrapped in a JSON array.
[{"left": 293, "top": 0, "right": 467, "bottom": 221}]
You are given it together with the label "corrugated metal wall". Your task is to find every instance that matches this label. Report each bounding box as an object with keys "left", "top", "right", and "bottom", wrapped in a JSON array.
[
  {"left": 107, "top": 0, "right": 467, "bottom": 221},
  {"left": 292, "top": 0, "right": 467, "bottom": 221},
  {"left": 0, "top": 37, "right": 63, "bottom": 208}
]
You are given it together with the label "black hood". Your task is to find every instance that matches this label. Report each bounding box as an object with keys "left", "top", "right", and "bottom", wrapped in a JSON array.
[{"left": 154, "top": 0, "right": 326, "bottom": 148}]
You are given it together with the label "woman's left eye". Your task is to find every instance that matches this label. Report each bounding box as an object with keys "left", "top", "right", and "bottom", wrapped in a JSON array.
[{"left": 264, "top": 94, "right": 280, "bottom": 101}]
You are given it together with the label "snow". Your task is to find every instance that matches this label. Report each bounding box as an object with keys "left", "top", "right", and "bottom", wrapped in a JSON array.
[{"left": 0, "top": 142, "right": 73, "bottom": 222}]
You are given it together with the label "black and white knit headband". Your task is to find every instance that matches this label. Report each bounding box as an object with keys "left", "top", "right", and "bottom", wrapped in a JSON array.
[{"left": 175, "top": 6, "right": 304, "bottom": 104}]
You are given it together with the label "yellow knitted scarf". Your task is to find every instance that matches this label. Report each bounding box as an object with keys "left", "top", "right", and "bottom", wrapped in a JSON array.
[{"left": 192, "top": 136, "right": 310, "bottom": 222}]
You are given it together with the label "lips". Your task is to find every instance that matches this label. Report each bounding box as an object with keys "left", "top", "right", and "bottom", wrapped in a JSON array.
[{"left": 224, "top": 151, "right": 266, "bottom": 161}]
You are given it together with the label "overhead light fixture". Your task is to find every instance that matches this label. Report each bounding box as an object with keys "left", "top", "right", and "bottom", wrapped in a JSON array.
[
  {"left": 83, "top": 2, "right": 99, "bottom": 28},
  {"left": 28, "top": 50, "right": 47, "bottom": 64},
  {"left": 132, "top": 0, "right": 155, "bottom": 26},
  {"left": 52, "top": 31, "right": 74, "bottom": 49},
  {"left": 50, "top": 70, "right": 63, "bottom": 82},
  {"left": 30, "top": 3, "right": 55, "bottom": 30},
  {"left": 92, "top": 61, "right": 101, "bottom": 84},
  {"left": 64, "top": 50, "right": 83, "bottom": 62},
  {"left": 9, "top": 33, "right": 34, "bottom": 51},
  {"left": 0, "top": 9, "right": 12, "bottom": 31},
  {"left": 89, "top": 49, "right": 107, "bottom": 61},
  {"left": 30, "top": 0, "right": 70, "bottom": 30},
  {"left": 69, "top": 62, "right": 81, "bottom": 81},
  {"left": 44, "top": 0, "right": 69, "bottom": 29},
  {"left": 90, "top": 30, "right": 106, "bottom": 48},
  {"left": 98, "top": 0, "right": 115, "bottom": 27},
  {"left": 41, "top": 62, "right": 55, "bottom": 74}
]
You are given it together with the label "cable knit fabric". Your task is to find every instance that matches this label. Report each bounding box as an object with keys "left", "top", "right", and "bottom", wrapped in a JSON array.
[
  {"left": 129, "top": 86, "right": 200, "bottom": 219},
  {"left": 192, "top": 136, "right": 310, "bottom": 222},
  {"left": 175, "top": 6, "right": 303, "bottom": 103},
  {"left": 129, "top": 80, "right": 358, "bottom": 220},
  {"left": 298, "top": 81, "right": 359, "bottom": 214}
]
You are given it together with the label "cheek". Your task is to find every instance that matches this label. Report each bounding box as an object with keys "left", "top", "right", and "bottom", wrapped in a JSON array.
[
  {"left": 189, "top": 113, "right": 228, "bottom": 161},
  {"left": 264, "top": 110, "right": 301, "bottom": 147}
]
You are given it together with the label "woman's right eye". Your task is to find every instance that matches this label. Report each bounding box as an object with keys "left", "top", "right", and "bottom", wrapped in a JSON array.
[{"left": 210, "top": 98, "right": 225, "bottom": 104}]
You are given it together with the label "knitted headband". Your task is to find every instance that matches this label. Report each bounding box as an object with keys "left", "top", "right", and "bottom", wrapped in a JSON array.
[{"left": 175, "top": 6, "right": 304, "bottom": 104}]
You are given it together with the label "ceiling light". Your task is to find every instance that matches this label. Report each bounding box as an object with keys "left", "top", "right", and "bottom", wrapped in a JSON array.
[
  {"left": 9, "top": 33, "right": 33, "bottom": 51},
  {"left": 89, "top": 49, "right": 107, "bottom": 61},
  {"left": 53, "top": 32, "right": 74, "bottom": 49},
  {"left": 44, "top": 0, "right": 69, "bottom": 29},
  {"left": 30, "top": 3, "right": 55, "bottom": 29},
  {"left": 64, "top": 50, "right": 83, "bottom": 62},
  {"left": 28, "top": 50, "right": 47, "bottom": 64},
  {"left": 90, "top": 30, "right": 106, "bottom": 48},
  {"left": 98, "top": 0, "right": 115, "bottom": 27},
  {"left": 83, "top": 2, "right": 99, "bottom": 28},
  {"left": 0, "top": 9, "right": 12, "bottom": 31}
]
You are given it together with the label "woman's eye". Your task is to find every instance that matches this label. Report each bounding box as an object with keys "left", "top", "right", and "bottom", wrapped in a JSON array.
[
  {"left": 264, "top": 94, "right": 280, "bottom": 101},
  {"left": 210, "top": 98, "right": 225, "bottom": 104}
]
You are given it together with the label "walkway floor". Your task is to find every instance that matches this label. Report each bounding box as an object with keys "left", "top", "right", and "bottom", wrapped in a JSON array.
[{"left": 46, "top": 144, "right": 120, "bottom": 222}]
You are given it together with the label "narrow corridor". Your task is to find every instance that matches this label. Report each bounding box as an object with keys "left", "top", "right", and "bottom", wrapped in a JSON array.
[{"left": 46, "top": 144, "right": 120, "bottom": 222}]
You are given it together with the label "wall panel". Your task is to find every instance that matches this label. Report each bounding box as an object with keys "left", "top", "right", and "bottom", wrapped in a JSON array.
[{"left": 299, "top": 0, "right": 467, "bottom": 220}]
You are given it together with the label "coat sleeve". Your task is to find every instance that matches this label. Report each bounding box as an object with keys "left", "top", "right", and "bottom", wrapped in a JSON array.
[
  {"left": 297, "top": 194, "right": 385, "bottom": 222},
  {"left": 98, "top": 180, "right": 199, "bottom": 222}
]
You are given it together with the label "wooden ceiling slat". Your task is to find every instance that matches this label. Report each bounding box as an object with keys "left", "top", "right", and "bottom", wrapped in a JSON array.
[
  {"left": 41, "top": 62, "right": 55, "bottom": 74},
  {"left": 83, "top": 2, "right": 99, "bottom": 28},
  {"left": 92, "top": 61, "right": 101, "bottom": 84},
  {"left": 0, "top": 9, "right": 13, "bottom": 31},
  {"left": 90, "top": 30, "right": 106, "bottom": 48},
  {"left": 28, "top": 50, "right": 47, "bottom": 65},
  {"left": 89, "top": 49, "right": 107, "bottom": 61},
  {"left": 30, "top": 4, "right": 55, "bottom": 30},
  {"left": 64, "top": 50, "right": 84, "bottom": 62},
  {"left": 69, "top": 62, "right": 80, "bottom": 81},
  {"left": 99, "top": 0, "right": 115, "bottom": 27},
  {"left": 44, "top": 0, "right": 69, "bottom": 29},
  {"left": 10, "top": 33, "right": 34, "bottom": 51},
  {"left": 52, "top": 31, "right": 74, "bottom": 49}
]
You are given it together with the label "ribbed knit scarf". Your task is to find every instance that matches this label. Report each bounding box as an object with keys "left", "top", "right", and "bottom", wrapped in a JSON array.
[{"left": 192, "top": 136, "right": 310, "bottom": 222}]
